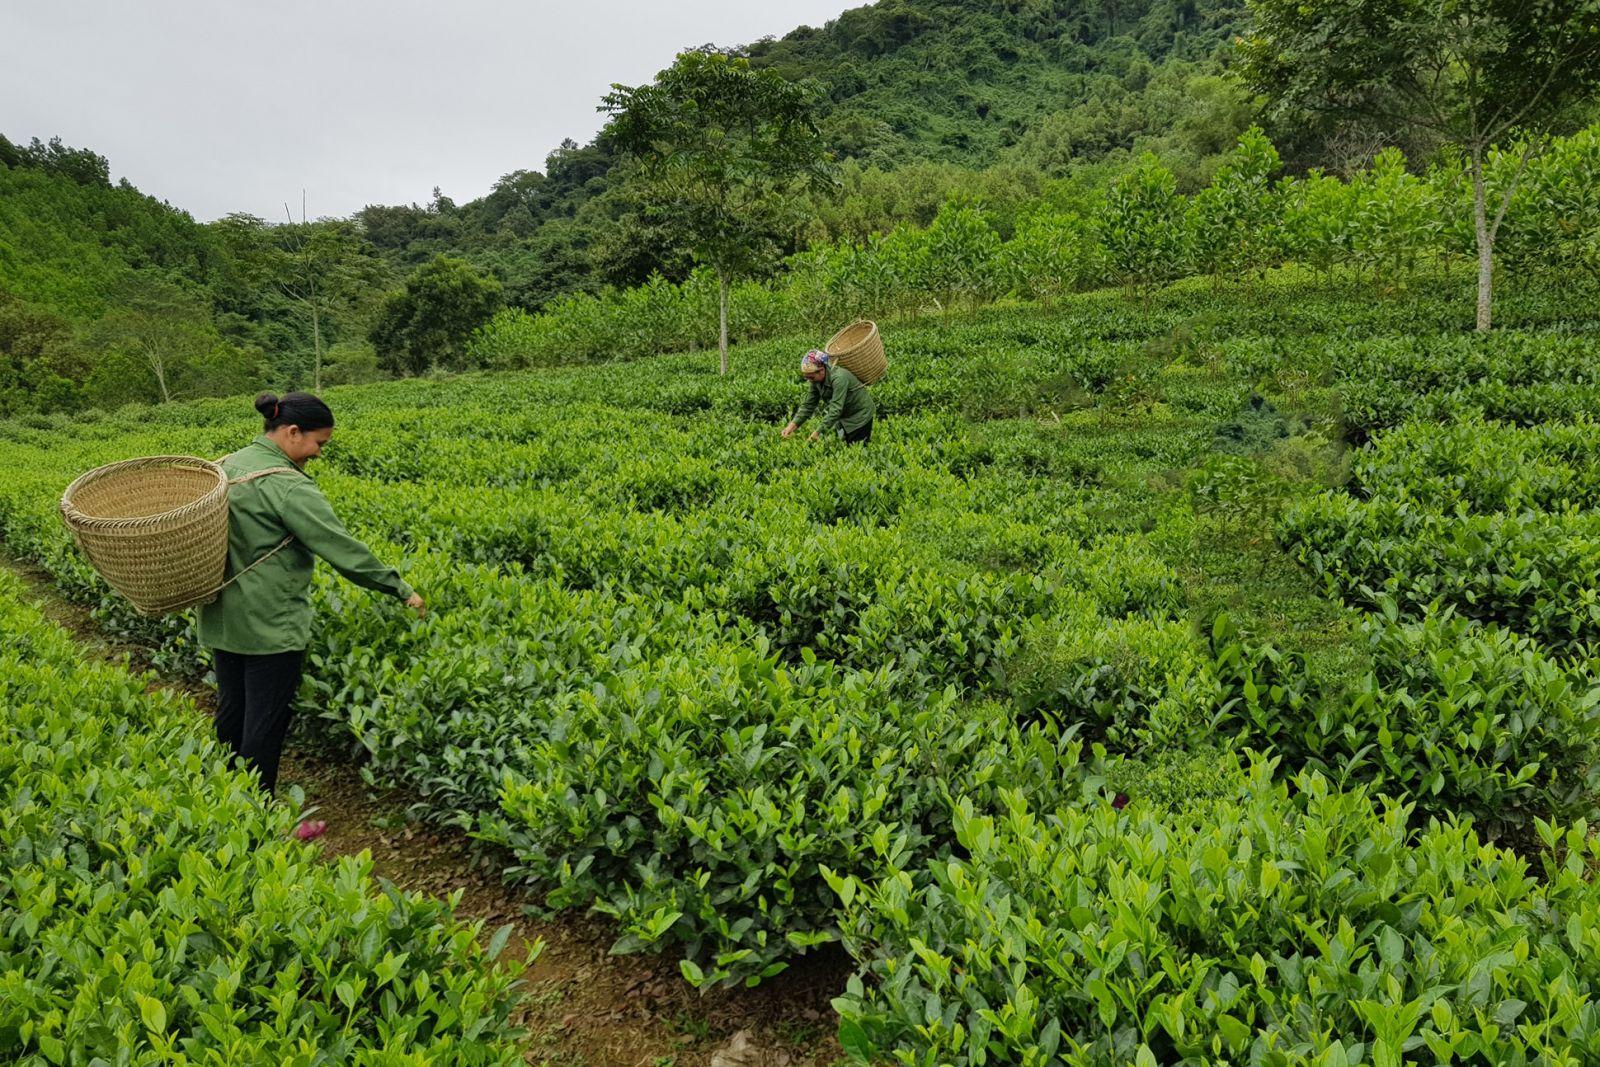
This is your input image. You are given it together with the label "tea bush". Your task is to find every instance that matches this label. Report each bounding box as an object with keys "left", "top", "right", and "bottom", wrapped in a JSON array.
[
  {"left": 1332, "top": 613, "right": 1600, "bottom": 830},
  {"left": 1236, "top": 404, "right": 1600, "bottom": 830},
  {"left": 1284, "top": 424, "right": 1600, "bottom": 654},
  {"left": 0, "top": 380, "right": 1213, "bottom": 986},
  {"left": 0, "top": 573, "right": 529, "bottom": 1065},
  {"left": 1334, "top": 334, "right": 1600, "bottom": 441},
  {"left": 833, "top": 763, "right": 1600, "bottom": 1066},
  {"left": 486, "top": 652, "right": 1090, "bottom": 987}
]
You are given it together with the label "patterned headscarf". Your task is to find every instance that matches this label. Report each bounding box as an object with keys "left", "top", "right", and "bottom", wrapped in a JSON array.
[{"left": 800, "top": 349, "right": 830, "bottom": 373}]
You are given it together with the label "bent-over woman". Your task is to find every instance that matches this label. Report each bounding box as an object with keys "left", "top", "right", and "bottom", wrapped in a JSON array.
[{"left": 782, "top": 349, "right": 876, "bottom": 444}]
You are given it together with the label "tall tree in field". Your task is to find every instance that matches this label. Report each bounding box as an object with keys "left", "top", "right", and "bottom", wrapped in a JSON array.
[
  {"left": 1189, "top": 127, "right": 1283, "bottom": 284},
  {"left": 1239, "top": 0, "right": 1600, "bottom": 330},
  {"left": 210, "top": 213, "right": 393, "bottom": 387},
  {"left": 601, "top": 51, "right": 833, "bottom": 374},
  {"left": 285, "top": 221, "right": 392, "bottom": 389}
]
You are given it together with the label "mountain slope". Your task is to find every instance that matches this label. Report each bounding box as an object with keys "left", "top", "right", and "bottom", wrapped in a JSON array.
[
  {"left": 750, "top": 0, "right": 1247, "bottom": 167},
  {"left": 351, "top": 0, "right": 1252, "bottom": 306}
]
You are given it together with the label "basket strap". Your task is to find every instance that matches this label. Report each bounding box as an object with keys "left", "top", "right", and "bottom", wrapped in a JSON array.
[
  {"left": 207, "top": 535, "right": 297, "bottom": 597},
  {"left": 228, "top": 465, "right": 299, "bottom": 485},
  {"left": 206, "top": 465, "right": 302, "bottom": 597}
]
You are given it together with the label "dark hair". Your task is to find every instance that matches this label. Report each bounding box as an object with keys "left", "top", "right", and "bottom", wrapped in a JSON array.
[{"left": 256, "top": 391, "right": 334, "bottom": 431}]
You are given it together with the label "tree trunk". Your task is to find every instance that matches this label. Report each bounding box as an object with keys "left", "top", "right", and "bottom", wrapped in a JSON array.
[
  {"left": 150, "top": 356, "right": 170, "bottom": 403},
  {"left": 1471, "top": 153, "right": 1494, "bottom": 332},
  {"left": 311, "top": 300, "right": 324, "bottom": 392},
  {"left": 718, "top": 272, "right": 730, "bottom": 376}
]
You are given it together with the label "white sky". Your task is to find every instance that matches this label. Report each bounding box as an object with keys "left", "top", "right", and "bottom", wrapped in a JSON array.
[{"left": 1, "top": 0, "right": 857, "bottom": 222}]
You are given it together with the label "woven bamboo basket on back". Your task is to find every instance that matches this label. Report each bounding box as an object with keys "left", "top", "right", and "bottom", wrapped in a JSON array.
[
  {"left": 825, "top": 320, "right": 888, "bottom": 385},
  {"left": 59, "top": 456, "right": 232, "bottom": 616}
]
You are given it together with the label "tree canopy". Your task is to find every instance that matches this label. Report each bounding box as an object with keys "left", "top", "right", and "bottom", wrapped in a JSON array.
[
  {"left": 1240, "top": 0, "right": 1600, "bottom": 327},
  {"left": 602, "top": 51, "right": 834, "bottom": 372}
]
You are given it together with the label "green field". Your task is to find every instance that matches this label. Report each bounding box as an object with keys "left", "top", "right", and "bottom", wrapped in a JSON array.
[{"left": 7, "top": 272, "right": 1600, "bottom": 1063}]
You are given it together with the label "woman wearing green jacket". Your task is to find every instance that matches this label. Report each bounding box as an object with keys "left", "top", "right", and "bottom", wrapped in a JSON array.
[
  {"left": 199, "top": 392, "right": 424, "bottom": 819},
  {"left": 782, "top": 349, "right": 876, "bottom": 444}
]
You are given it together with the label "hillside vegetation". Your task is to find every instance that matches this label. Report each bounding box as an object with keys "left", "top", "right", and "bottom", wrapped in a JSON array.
[{"left": 0, "top": 0, "right": 1278, "bottom": 414}]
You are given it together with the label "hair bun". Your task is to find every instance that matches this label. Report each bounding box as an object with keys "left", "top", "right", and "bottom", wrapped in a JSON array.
[{"left": 254, "top": 393, "right": 280, "bottom": 418}]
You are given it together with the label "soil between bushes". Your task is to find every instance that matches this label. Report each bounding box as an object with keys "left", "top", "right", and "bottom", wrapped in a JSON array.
[{"left": 282, "top": 749, "right": 850, "bottom": 1067}]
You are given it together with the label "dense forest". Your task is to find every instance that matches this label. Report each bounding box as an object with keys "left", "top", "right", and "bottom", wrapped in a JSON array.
[
  {"left": 0, "top": 0, "right": 1273, "bottom": 413},
  {"left": 351, "top": 0, "right": 1263, "bottom": 304},
  {"left": 0, "top": 0, "right": 1591, "bottom": 414}
]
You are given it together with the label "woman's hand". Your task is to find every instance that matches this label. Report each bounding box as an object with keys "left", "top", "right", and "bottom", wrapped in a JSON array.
[
  {"left": 404, "top": 593, "right": 426, "bottom": 617},
  {"left": 781, "top": 422, "right": 797, "bottom": 439},
  {"left": 808, "top": 429, "right": 821, "bottom": 442}
]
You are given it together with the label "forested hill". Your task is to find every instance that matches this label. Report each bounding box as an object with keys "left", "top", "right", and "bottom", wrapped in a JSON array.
[
  {"left": 351, "top": 0, "right": 1255, "bottom": 306},
  {"left": 748, "top": 0, "right": 1248, "bottom": 168},
  {"left": 1, "top": 0, "right": 1260, "bottom": 414}
]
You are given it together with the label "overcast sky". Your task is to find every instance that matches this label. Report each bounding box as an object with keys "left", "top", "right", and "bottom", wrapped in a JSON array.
[{"left": 2, "top": 0, "right": 857, "bottom": 222}]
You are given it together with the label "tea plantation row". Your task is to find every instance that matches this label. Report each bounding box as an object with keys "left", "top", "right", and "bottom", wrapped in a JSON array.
[
  {"left": 0, "top": 571, "right": 529, "bottom": 1065},
  {"left": 822, "top": 297, "right": 1600, "bottom": 1061},
  {"left": 2, "top": 398, "right": 1206, "bottom": 988}
]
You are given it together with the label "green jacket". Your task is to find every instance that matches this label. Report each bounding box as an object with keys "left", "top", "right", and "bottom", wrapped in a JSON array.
[
  {"left": 793, "top": 364, "right": 876, "bottom": 435},
  {"left": 197, "top": 435, "right": 413, "bottom": 655}
]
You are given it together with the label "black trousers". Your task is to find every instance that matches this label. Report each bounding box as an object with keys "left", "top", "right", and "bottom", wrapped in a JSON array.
[
  {"left": 213, "top": 649, "right": 305, "bottom": 796},
  {"left": 840, "top": 419, "right": 874, "bottom": 445}
]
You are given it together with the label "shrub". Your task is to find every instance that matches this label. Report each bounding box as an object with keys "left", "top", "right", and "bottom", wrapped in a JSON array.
[
  {"left": 0, "top": 575, "right": 529, "bottom": 1065},
  {"left": 1334, "top": 613, "right": 1600, "bottom": 831},
  {"left": 832, "top": 762, "right": 1600, "bottom": 1066}
]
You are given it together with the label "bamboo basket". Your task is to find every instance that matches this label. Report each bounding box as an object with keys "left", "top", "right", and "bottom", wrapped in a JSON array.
[
  {"left": 59, "top": 456, "right": 234, "bottom": 616},
  {"left": 825, "top": 320, "right": 888, "bottom": 385}
]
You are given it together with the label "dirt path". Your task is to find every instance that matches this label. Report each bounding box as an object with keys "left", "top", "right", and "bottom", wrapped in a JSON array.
[
  {"left": 284, "top": 752, "right": 848, "bottom": 1067},
  {"left": 4, "top": 558, "right": 847, "bottom": 1067}
]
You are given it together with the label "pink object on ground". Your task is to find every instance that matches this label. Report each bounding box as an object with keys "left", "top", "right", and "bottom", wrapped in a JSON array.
[{"left": 294, "top": 819, "right": 328, "bottom": 841}]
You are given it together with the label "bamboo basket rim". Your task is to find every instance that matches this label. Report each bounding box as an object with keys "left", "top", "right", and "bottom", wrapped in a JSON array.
[
  {"left": 60, "top": 456, "right": 228, "bottom": 534},
  {"left": 826, "top": 320, "right": 878, "bottom": 356}
]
